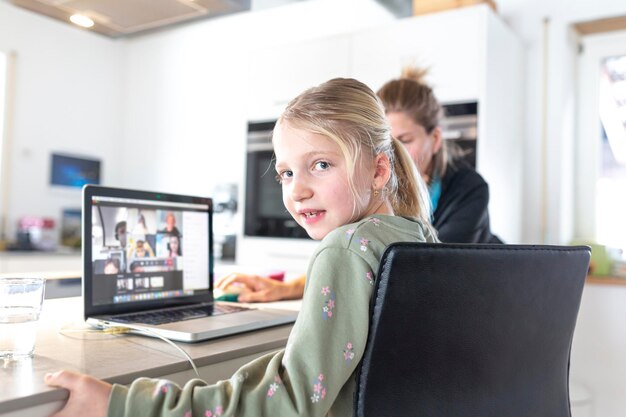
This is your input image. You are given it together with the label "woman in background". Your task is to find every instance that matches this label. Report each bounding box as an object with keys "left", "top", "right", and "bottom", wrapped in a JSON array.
[{"left": 377, "top": 67, "right": 502, "bottom": 244}]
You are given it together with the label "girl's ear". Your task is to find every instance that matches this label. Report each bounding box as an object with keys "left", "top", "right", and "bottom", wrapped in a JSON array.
[{"left": 373, "top": 153, "right": 392, "bottom": 190}]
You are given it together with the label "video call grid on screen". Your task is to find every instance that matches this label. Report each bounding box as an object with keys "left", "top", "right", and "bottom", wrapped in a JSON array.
[{"left": 90, "top": 195, "right": 210, "bottom": 307}]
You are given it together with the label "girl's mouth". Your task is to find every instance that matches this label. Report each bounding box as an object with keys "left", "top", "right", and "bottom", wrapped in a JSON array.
[{"left": 300, "top": 210, "right": 326, "bottom": 224}]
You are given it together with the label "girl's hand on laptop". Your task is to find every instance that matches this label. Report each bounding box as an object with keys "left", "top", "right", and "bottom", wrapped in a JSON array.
[
  {"left": 216, "top": 273, "right": 305, "bottom": 303},
  {"left": 45, "top": 370, "right": 111, "bottom": 417}
]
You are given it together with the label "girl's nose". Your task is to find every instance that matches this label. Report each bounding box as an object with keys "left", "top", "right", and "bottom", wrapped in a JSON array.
[{"left": 289, "top": 176, "right": 313, "bottom": 202}]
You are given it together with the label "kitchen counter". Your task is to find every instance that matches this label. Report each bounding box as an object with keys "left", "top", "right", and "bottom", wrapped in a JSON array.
[
  {"left": 0, "top": 251, "right": 81, "bottom": 278},
  {"left": 586, "top": 275, "right": 626, "bottom": 286},
  {"left": 0, "top": 297, "right": 300, "bottom": 417}
]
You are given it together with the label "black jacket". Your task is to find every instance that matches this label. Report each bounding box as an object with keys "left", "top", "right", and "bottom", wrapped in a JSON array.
[{"left": 432, "top": 162, "right": 503, "bottom": 244}]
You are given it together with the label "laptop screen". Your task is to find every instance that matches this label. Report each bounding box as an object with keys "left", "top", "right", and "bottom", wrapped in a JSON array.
[{"left": 83, "top": 185, "right": 213, "bottom": 317}]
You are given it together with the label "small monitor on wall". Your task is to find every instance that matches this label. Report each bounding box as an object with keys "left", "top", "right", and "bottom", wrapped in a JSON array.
[{"left": 50, "top": 153, "right": 101, "bottom": 188}]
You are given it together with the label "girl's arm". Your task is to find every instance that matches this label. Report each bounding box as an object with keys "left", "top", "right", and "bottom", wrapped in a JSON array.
[
  {"left": 112, "top": 246, "right": 373, "bottom": 417},
  {"left": 46, "top": 245, "right": 374, "bottom": 417}
]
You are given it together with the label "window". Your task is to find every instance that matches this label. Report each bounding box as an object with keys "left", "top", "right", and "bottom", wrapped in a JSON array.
[
  {"left": 577, "top": 31, "right": 626, "bottom": 255},
  {"left": 597, "top": 55, "right": 626, "bottom": 248},
  {"left": 0, "top": 50, "right": 6, "bottom": 183},
  {"left": 0, "top": 50, "right": 7, "bottom": 242}
]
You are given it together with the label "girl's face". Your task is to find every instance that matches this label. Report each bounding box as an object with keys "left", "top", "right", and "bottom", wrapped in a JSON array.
[
  {"left": 274, "top": 123, "right": 389, "bottom": 241},
  {"left": 386, "top": 111, "right": 442, "bottom": 181}
]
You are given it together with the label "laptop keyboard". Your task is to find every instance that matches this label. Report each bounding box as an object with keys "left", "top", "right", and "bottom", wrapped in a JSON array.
[{"left": 111, "top": 303, "right": 249, "bottom": 325}]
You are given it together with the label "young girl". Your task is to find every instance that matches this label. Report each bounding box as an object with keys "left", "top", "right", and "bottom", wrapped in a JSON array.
[{"left": 45, "top": 78, "right": 438, "bottom": 417}]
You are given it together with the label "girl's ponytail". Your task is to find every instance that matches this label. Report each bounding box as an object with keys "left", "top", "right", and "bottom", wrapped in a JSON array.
[{"left": 389, "top": 137, "right": 433, "bottom": 229}]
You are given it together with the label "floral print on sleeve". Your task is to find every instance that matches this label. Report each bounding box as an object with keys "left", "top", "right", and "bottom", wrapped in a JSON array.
[
  {"left": 343, "top": 342, "right": 355, "bottom": 363},
  {"left": 368, "top": 217, "right": 381, "bottom": 226},
  {"left": 267, "top": 375, "right": 283, "bottom": 398},
  {"left": 321, "top": 287, "right": 336, "bottom": 320},
  {"left": 152, "top": 381, "right": 172, "bottom": 398},
  {"left": 203, "top": 406, "right": 224, "bottom": 416},
  {"left": 310, "top": 374, "right": 328, "bottom": 404}
]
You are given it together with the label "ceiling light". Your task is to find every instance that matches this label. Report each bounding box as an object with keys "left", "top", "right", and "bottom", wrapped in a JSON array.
[{"left": 69, "top": 14, "right": 95, "bottom": 28}]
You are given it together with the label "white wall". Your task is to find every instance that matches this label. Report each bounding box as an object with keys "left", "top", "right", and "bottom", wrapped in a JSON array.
[{"left": 0, "top": 1, "right": 123, "bottom": 241}]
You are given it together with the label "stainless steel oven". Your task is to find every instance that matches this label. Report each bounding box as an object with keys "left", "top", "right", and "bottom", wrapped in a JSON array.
[
  {"left": 441, "top": 101, "right": 478, "bottom": 168},
  {"left": 244, "top": 120, "right": 310, "bottom": 239}
]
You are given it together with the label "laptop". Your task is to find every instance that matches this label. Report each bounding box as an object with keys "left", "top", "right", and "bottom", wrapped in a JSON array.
[{"left": 82, "top": 185, "right": 298, "bottom": 342}]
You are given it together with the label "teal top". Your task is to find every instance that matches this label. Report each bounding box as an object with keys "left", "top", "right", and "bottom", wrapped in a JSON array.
[
  {"left": 428, "top": 175, "right": 442, "bottom": 214},
  {"left": 108, "top": 215, "right": 438, "bottom": 417}
]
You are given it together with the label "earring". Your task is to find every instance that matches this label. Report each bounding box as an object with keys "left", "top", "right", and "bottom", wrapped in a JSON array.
[{"left": 373, "top": 189, "right": 380, "bottom": 197}]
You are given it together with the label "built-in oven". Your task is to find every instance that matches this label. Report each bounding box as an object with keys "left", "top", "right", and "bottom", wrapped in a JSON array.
[
  {"left": 441, "top": 101, "right": 478, "bottom": 168},
  {"left": 244, "top": 120, "right": 310, "bottom": 239}
]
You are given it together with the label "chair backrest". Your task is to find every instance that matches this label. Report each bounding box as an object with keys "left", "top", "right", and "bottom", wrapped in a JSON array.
[{"left": 354, "top": 243, "right": 590, "bottom": 417}]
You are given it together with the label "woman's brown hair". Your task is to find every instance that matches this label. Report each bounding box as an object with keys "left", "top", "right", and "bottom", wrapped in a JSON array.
[{"left": 377, "top": 67, "right": 450, "bottom": 183}]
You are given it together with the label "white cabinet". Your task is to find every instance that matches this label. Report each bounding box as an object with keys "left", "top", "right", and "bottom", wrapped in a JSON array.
[
  {"left": 351, "top": 7, "right": 484, "bottom": 103},
  {"left": 351, "top": 5, "right": 524, "bottom": 243},
  {"left": 247, "top": 34, "right": 352, "bottom": 120}
]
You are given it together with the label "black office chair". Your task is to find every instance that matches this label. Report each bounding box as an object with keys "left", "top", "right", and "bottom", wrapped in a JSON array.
[{"left": 354, "top": 243, "right": 591, "bottom": 417}]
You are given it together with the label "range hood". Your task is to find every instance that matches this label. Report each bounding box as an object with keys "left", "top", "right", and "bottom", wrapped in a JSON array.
[
  {"left": 9, "top": 0, "right": 252, "bottom": 38},
  {"left": 374, "top": 0, "right": 412, "bottom": 18}
]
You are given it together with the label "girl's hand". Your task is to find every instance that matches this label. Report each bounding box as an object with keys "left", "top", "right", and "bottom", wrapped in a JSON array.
[{"left": 45, "top": 370, "right": 112, "bottom": 417}]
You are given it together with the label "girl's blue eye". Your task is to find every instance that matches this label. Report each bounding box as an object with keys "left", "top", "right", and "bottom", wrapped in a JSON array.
[
  {"left": 314, "top": 161, "right": 330, "bottom": 170},
  {"left": 275, "top": 171, "right": 293, "bottom": 183}
]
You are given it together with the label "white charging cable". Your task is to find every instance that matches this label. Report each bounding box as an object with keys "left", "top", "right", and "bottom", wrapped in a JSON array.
[{"left": 101, "top": 323, "right": 200, "bottom": 378}]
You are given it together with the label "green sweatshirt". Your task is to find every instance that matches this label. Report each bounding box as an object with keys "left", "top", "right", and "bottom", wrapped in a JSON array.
[{"left": 109, "top": 215, "right": 437, "bottom": 417}]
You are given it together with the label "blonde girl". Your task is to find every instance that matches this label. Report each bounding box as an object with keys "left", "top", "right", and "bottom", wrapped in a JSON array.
[{"left": 46, "top": 78, "right": 438, "bottom": 417}]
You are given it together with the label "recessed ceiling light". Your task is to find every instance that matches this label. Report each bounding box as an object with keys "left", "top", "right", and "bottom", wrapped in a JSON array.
[{"left": 69, "top": 14, "right": 94, "bottom": 28}]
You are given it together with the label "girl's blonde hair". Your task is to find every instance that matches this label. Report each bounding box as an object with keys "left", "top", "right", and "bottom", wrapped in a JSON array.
[
  {"left": 377, "top": 67, "right": 453, "bottom": 183},
  {"left": 276, "top": 78, "right": 432, "bottom": 225}
]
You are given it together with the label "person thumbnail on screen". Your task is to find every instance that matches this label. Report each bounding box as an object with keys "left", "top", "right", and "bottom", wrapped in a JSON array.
[
  {"left": 114, "top": 221, "right": 128, "bottom": 249},
  {"left": 156, "top": 233, "right": 182, "bottom": 258},
  {"left": 159, "top": 212, "right": 181, "bottom": 237},
  {"left": 167, "top": 234, "right": 181, "bottom": 257},
  {"left": 103, "top": 258, "right": 120, "bottom": 275},
  {"left": 128, "top": 239, "right": 154, "bottom": 259},
  {"left": 128, "top": 209, "right": 157, "bottom": 235}
]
